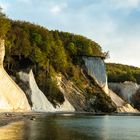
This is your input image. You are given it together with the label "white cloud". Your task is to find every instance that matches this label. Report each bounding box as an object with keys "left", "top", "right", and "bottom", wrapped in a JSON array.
[
  {"left": 0, "top": 2, "right": 10, "bottom": 12},
  {"left": 50, "top": 3, "right": 67, "bottom": 15},
  {"left": 108, "top": 0, "right": 140, "bottom": 9}
]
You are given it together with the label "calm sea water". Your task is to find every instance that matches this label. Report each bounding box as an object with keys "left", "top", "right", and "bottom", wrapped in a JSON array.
[{"left": 0, "top": 113, "right": 140, "bottom": 140}]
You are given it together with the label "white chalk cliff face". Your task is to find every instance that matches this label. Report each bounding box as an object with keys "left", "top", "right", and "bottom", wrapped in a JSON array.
[
  {"left": 0, "top": 39, "right": 30, "bottom": 112},
  {"left": 55, "top": 75, "right": 75, "bottom": 112},
  {"left": 55, "top": 97, "right": 75, "bottom": 112},
  {"left": 18, "top": 70, "right": 75, "bottom": 112},
  {"left": 83, "top": 56, "right": 137, "bottom": 112},
  {"left": 109, "top": 82, "right": 139, "bottom": 104},
  {"left": 18, "top": 70, "right": 55, "bottom": 112},
  {"left": 83, "top": 57, "right": 108, "bottom": 94},
  {"left": 56, "top": 75, "right": 88, "bottom": 111},
  {"left": 109, "top": 89, "right": 137, "bottom": 112}
]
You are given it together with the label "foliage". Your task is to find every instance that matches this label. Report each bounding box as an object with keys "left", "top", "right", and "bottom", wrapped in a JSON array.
[
  {"left": 66, "top": 42, "right": 77, "bottom": 55},
  {"left": 0, "top": 7, "right": 10, "bottom": 38},
  {"left": 2, "top": 19, "right": 104, "bottom": 105},
  {"left": 0, "top": 10, "right": 117, "bottom": 112},
  {"left": 85, "top": 75, "right": 116, "bottom": 112},
  {"left": 51, "top": 30, "right": 104, "bottom": 57},
  {"left": 44, "top": 78, "right": 65, "bottom": 106},
  {"left": 106, "top": 63, "right": 140, "bottom": 84},
  {"left": 92, "top": 92, "right": 116, "bottom": 113}
]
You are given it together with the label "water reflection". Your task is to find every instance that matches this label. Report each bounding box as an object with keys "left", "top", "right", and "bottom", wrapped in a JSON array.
[
  {"left": 0, "top": 121, "right": 30, "bottom": 140},
  {"left": 0, "top": 115, "right": 140, "bottom": 140},
  {"left": 0, "top": 116, "right": 92, "bottom": 140},
  {"left": 26, "top": 115, "right": 93, "bottom": 140}
]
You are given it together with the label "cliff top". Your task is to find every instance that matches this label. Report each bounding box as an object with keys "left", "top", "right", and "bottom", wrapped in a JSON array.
[{"left": 107, "top": 63, "right": 140, "bottom": 84}]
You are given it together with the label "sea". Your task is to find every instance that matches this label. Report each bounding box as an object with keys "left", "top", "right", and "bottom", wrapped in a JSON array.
[{"left": 0, "top": 113, "right": 140, "bottom": 140}]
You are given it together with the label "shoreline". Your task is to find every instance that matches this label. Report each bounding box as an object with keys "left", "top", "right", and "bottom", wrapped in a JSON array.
[
  {"left": 0, "top": 112, "right": 40, "bottom": 127},
  {"left": 0, "top": 111, "right": 140, "bottom": 127}
]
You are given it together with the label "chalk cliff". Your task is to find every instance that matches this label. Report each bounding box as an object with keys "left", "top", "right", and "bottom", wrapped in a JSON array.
[
  {"left": 109, "top": 82, "right": 139, "bottom": 104},
  {"left": 0, "top": 38, "right": 138, "bottom": 113},
  {"left": 17, "top": 70, "right": 55, "bottom": 112},
  {"left": 17, "top": 70, "right": 75, "bottom": 112},
  {"left": 55, "top": 74, "right": 116, "bottom": 113},
  {"left": 56, "top": 75, "right": 85, "bottom": 111},
  {"left": 83, "top": 57, "right": 108, "bottom": 94},
  {"left": 108, "top": 89, "right": 137, "bottom": 112},
  {"left": 0, "top": 39, "right": 30, "bottom": 112},
  {"left": 83, "top": 57, "right": 137, "bottom": 112}
]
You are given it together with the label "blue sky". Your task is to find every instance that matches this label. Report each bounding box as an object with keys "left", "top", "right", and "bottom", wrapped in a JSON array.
[{"left": 0, "top": 0, "right": 140, "bottom": 67}]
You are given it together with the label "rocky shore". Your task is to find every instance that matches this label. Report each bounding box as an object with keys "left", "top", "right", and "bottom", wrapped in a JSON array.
[{"left": 0, "top": 112, "right": 42, "bottom": 127}]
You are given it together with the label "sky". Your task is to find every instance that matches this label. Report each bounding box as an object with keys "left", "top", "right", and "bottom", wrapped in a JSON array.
[{"left": 0, "top": 0, "right": 140, "bottom": 67}]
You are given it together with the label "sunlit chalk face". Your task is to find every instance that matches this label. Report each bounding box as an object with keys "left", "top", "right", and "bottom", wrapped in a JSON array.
[{"left": 0, "top": 95, "right": 12, "bottom": 110}]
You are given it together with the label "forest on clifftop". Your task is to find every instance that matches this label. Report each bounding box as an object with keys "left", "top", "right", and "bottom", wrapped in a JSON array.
[
  {"left": 107, "top": 63, "right": 140, "bottom": 84},
  {"left": 1, "top": 9, "right": 115, "bottom": 112}
]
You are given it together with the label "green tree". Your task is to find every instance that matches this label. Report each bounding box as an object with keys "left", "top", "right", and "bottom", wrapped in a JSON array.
[
  {"left": 31, "top": 32, "right": 42, "bottom": 46},
  {"left": 67, "top": 42, "right": 77, "bottom": 55},
  {"left": 50, "top": 40, "right": 68, "bottom": 72},
  {"left": 0, "top": 7, "right": 10, "bottom": 38}
]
